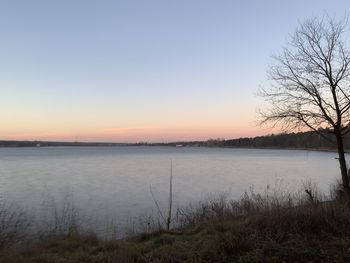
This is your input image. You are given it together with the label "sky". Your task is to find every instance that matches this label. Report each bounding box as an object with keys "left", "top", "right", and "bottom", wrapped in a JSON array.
[{"left": 1, "top": 0, "right": 350, "bottom": 142}]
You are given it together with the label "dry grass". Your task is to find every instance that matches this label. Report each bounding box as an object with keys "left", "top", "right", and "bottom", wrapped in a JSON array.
[
  {"left": 39, "top": 192, "right": 82, "bottom": 239},
  {"left": 0, "top": 202, "right": 30, "bottom": 249},
  {"left": 1, "top": 185, "right": 350, "bottom": 262}
]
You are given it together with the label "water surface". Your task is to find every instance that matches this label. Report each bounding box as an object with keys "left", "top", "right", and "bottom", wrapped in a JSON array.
[{"left": 0, "top": 146, "right": 342, "bottom": 236}]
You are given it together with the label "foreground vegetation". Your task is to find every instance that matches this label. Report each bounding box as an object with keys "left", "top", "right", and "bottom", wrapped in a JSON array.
[{"left": 1, "top": 184, "right": 350, "bottom": 262}]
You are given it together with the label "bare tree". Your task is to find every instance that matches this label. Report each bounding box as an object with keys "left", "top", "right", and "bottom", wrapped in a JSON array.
[{"left": 260, "top": 16, "right": 350, "bottom": 201}]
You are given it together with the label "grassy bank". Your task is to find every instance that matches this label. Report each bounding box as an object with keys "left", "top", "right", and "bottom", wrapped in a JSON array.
[{"left": 1, "top": 185, "right": 350, "bottom": 262}]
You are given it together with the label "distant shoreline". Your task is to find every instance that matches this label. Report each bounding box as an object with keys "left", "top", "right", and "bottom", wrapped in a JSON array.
[
  {"left": 1, "top": 129, "right": 347, "bottom": 153},
  {"left": 0, "top": 140, "right": 341, "bottom": 153}
]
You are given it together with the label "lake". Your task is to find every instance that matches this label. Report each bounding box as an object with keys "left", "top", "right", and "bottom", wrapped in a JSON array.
[{"left": 0, "top": 146, "right": 343, "bottom": 237}]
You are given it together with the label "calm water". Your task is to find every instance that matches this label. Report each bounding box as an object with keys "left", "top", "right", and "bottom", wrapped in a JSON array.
[{"left": 0, "top": 146, "right": 344, "bottom": 236}]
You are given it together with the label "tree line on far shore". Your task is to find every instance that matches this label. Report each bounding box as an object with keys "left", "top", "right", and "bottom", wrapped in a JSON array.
[
  {"left": 148, "top": 129, "right": 348, "bottom": 151},
  {"left": 203, "top": 130, "right": 350, "bottom": 150},
  {"left": 3, "top": 129, "right": 350, "bottom": 150}
]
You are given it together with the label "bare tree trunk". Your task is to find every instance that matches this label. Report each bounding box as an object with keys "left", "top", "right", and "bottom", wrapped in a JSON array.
[{"left": 335, "top": 133, "right": 350, "bottom": 202}]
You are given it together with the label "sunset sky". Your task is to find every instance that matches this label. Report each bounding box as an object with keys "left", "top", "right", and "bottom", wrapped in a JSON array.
[{"left": 1, "top": 0, "right": 349, "bottom": 142}]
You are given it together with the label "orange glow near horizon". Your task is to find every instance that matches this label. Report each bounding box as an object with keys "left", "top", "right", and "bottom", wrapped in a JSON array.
[
  {"left": 1, "top": 103, "right": 280, "bottom": 142},
  {"left": 2, "top": 124, "right": 277, "bottom": 143},
  {"left": 1, "top": 98, "right": 282, "bottom": 143}
]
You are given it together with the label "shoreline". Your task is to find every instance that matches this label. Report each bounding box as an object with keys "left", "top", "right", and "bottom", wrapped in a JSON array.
[{"left": 0, "top": 143, "right": 341, "bottom": 153}]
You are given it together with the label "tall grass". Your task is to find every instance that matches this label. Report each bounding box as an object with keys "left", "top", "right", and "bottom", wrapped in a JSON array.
[
  {"left": 0, "top": 202, "right": 30, "bottom": 249},
  {"left": 39, "top": 193, "right": 81, "bottom": 238},
  {"left": 1, "top": 181, "right": 350, "bottom": 262}
]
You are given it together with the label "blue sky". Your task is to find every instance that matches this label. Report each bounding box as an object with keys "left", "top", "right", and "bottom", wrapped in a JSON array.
[{"left": 1, "top": 0, "right": 349, "bottom": 142}]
